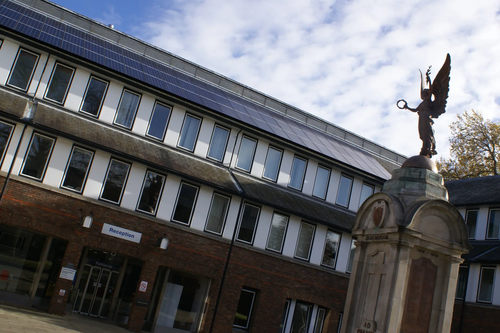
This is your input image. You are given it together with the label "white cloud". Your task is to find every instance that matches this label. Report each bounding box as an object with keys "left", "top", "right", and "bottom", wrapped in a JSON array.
[{"left": 136, "top": 0, "right": 500, "bottom": 159}]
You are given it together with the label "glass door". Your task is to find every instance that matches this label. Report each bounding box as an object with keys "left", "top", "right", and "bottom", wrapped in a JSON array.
[{"left": 79, "top": 266, "right": 101, "bottom": 315}]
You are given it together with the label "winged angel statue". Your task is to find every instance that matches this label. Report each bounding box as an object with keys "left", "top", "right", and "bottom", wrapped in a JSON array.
[{"left": 397, "top": 54, "right": 451, "bottom": 158}]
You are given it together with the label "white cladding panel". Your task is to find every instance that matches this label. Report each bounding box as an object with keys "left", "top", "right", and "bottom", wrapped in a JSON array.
[
  {"left": 0, "top": 39, "right": 19, "bottom": 84},
  {"left": 194, "top": 117, "right": 213, "bottom": 159},
  {"left": 310, "top": 225, "right": 327, "bottom": 266},
  {"left": 164, "top": 106, "right": 184, "bottom": 148},
  {"left": 191, "top": 185, "right": 212, "bottom": 231},
  {"left": 477, "top": 206, "right": 489, "bottom": 241},
  {"left": 64, "top": 68, "right": 91, "bottom": 113},
  {"left": 132, "top": 94, "right": 155, "bottom": 136},
  {"left": 337, "top": 233, "right": 352, "bottom": 273},
  {"left": 282, "top": 215, "right": 300, "bottom": 258},
  {"left": 222, "top": 196, "right": 241, "bottom": 239},
  {"left": 254, "top": 206, "right": 273, "bottom": 250},
  {"left": 43, "top": 137, "right": 72, "bottom": 188},
  {"left": 82, "top": 150, "right": 111, "bottom": 199},
  {"left": 99, "top": 81, "right": 123, "bottom": 125},
  {"left": 121, "top": 163, "right": 146, "bottom": 211}
]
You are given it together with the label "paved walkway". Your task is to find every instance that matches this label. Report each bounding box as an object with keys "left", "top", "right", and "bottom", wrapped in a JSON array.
[{"left": 0, "top": 304, "right": 132, "bottom": 333}]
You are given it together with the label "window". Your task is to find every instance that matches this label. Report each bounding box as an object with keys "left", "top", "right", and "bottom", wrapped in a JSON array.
[
  {"left": 60, "top": 146, "right": 94, "bottom": 193},
  {"left": 20, "top": 133, "right": 55, "bottom": 180},
  {"left": 487, "top": 209, "right": 500, "bottom": 239},
  {"left": 321, "top": 230, "right": 341, "bottom": 268},
  {"left": 114, "top": 89, "right": 141, "bottom": 129},
  {"left": 291, "top": 302, "right": 313, "bottom": 333},
  {"left": 80, "top": 76, "right": 108, "bottom": 116},
  {"left": 136, "top": 171, "right": 166, "bottom": 215},
  {"left": 177, "top": 114, "right": 202, "bottom": 152},
  {"left": 336, "top": 175, "right": 353, "bottom": 207},
  {"left": 312, "top": 166, "right": 330, "bottom": 199},
  {"left": 234, "top": 288, "right": 257, "bottom": 329},
  {"left": 207, "top": 125, "right": 230, "bottom": 162},
  {"left": 314, "top": 308, "right": 327, "bottom": 333},
  {"left": 477, "top": 266, "right": 495, "bottom": 303},
  {"left": 7, "top": 49, "right": 39, "bottom": 91},
  {"left": 263, "top": 146, "right": 282, "bottom": 181},
  {"left": 295, "top": 222, "right": 315, "bottom": 261},
  {"left": 465, "top": 209, "right": 478, "bottom": 239},
  {"left": 236, "top": 203, "right": 260, "bottom": 244},
  {"left": 288, "top": 156, "right": 307, "bottom": 190},
  {"left": 44, "top": 63, "right": 74, "bottom": 104},
  {"left": 359, "top": 183, "right": 374, "bottom": 207},
  {"left": 279, "top": 300, "right": 291, "bottom": 333},
  {"left": 172, "top": 182, "right": 199, "bottom": 225},
  {"left": 346, "top": 239, "right": 356, "bottom": 273},
  {"left": 455, "top": 266, "right": 468, "bottom": 300},
  {"left": 281, "top": 300, "right": 326, "bottom": 333},
  {"left": 146, "top": 101, "right": 171, "bottom": 140},
  {"left": 236, "top": 136, "right": 257, "bottom": 172},
  {"left": 0, "top": 121, "right": 14, "bottom": 165},
  {"left": 100, "top": 159, "right": 131, "bottom": 204},
  {"left": 266, "top": 212, "right": 289, "bottom": 253},
  {"left": 205, "top": 193, "right": 230, "bottom": 235}
]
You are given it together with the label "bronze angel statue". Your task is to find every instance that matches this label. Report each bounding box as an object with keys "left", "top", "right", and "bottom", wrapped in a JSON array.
[{"left": 397, "top": 54, "right": 451, "bottom": 158}]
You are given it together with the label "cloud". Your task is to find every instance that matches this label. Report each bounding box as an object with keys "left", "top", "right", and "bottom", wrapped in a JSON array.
[{"left": 135, "top": 0, "right": 500, "bottom": 159}]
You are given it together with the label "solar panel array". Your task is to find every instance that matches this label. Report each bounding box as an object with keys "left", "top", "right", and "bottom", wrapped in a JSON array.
[{"left": 0, "top": 0, "right": 392, "bottom": 179}]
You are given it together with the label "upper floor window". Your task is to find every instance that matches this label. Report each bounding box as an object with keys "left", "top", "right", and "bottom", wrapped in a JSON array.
[
  {"left": 233, "top": 288, "right": 257, "bottom": 330},
  {"left": 207, "top": 125, "right": 230, "bottom": 162},
  {"left": 172, "top": 182, "right": 199, "bottom": 225},
  {"left": 146, "top": 101, "right": 172, "bottom": 141},
  {"left": 100, "top": 159, "right": 131, "bottom": 204},
  {"left": 205, "top": 193, "right": 231, "bottom": 235},
  {"left": 236, "top": 136, "right": 257, "bottom": 172},
  {"left": 359, "top": 183, "right": 374, "bottom": 207},
  {"left": 288, "top": 156, "right": 307, "bottom": 191},
  {"left": 20, "top": 132, "right": 55, "bottom": 181},
  {"left": 263, "top": 146, "right": 283, "bottom": 182},
  {"left": 266, "top": 212, "right": 289, "bottom": 253},
  {"left": 136, "top": 171, "right": 166, "bottom": 215},
  {"left": 455, "top": 266, "right": 468, "bottom": 300},
  {"left": 236, "top": 203, "right": 260, "bottom": 244},
  {"left": 177, "top": 114, "right": 202, "bottom": 152},
  {"left": 477, "top": 266, "right": 495, "bottom": 303},
  {"left": 114, "top": 89, "right": 141, "bottom": 129},
  {"left": 321, "top": 230, "right": 341, "bottom": 268},
  {"left": 0, "top": 121, "right": 14, "bottom": 166},
  {"left": 465, "top": 209, "right": 478, "bottom": 239},
  {"left": 487, "top": 208, "right": 500, "bottom": 239},
  {"left": 44, "top": 63, "right": 75, "bottom": 104},
  {"left": 7, "top": 49, "right": 39, "bottom": 91},
  {"left": 295, "top": 222, "right": 315, "bottom": 261},
  {"left": 80, "top": 76, "right": 108, "bottom": 117},
  {"left": 312, "top": 165, "right": 330, "bottom": 199},
  {"left": 346, "top": 238, "right": 356, "bottom": 273},
  {"left": 60, "top": 146, "right": 94, "bottom": 193},
  {"left": 336, "top": 175, "right": 353, "bottom": 207}
]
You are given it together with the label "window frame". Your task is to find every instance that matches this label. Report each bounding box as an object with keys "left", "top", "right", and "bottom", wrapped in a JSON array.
[
  {"left": 346, "top": 238, "right": 356, "bottom": 273},
  {"left": 206, "top": 124, "right": 230, "bottom": 162},
  {"left": 136, "top": 170, "right": 166, "bottom": 216},
  {"left": 233, "top": 288, "right": 257, "bottom": 329},
  {"left": 313, "top": 307, "right": 327, "bottom": 333},
  {"left": 321, "top": 229, "right": 342, "bottom": 269},
  {"left": 236, "top": 202, "right": 261, "bottom": 244},
  {"left": 19, "top": 132, "right": 56, "bottom": 181},
  {"left": 177, "top": 113, "right": 202, "bottom": 152},
  {"left": 171, "top": 182, "right": 199, "bottom": 225},
  {"left": 465, "top": 209, "right": 479, "bottom": 240},
  {"left": 358, "top": 183, "right": 375, "bottom": 207},
  {"left": 455, "top": 265, "right": 469, "bottom": 300},
  {"left": 79, "top": 75, "right": 109, "bottom": 117},
  {"left": 99, "top": 158, "right": 131, "bottom": 205},
  {"left": 266, "top": 212, "right": 289, "bottom": 253},
  {"left": 288, "top": 155, "right": 308, "bottom": 191},
  {"left": 486, "top": 208, "right": 500, "bottom": 240},
  {"left": 235, "top": 136, "right": 257, "bottom": 172},
  {"left": 60, "top": 145, "right": 94, "bottom": 193},
  {"left": 477, "top": 266, "right": 495, "bottom": 303},
  {"left": 262, "top": 145, "right": 283, "bottom": 182},
  {"left": 312, "top": 165, "right": 331, "bottom": 199},
  {"left": 113, "top": 88, "right": 142, "bottom": 129},
  {"left": 294, "top": 221, "right": 316, "bottom": 261},
  {"left": 7, "top": 48, "right": 40, "bottom": 92},
  {"left": 146, "top": 100, "right": 172, "bottom": 141},
  {"left": 204, "top": 192, "right": 231, "bottom": 235},
  {"left": 43, "top": 62, "right": 75, "bottom": 105},
  {"left": 336, "top": 174, "right": 353, "bottom": 208},
  {"left": 0, "top": 120, "right": 15, "bottom": 168}
]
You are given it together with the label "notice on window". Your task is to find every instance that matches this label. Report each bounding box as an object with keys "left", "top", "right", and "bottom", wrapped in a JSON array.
[{"left": 59, "top": 267, "right": 76, "bottom": 281}]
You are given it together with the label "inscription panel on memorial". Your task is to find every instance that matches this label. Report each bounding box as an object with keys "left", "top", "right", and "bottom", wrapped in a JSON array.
[{"left": 400, "top": 257, "right": 437, "bottom": 333}]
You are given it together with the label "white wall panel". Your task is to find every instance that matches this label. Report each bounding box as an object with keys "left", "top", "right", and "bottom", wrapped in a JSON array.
[
  {"left": 82, "top": 150, "right": 111, "bottom": 199},
  {"left": 164, "top": 106, "right": 184, "bottom": 147},
  {"left": 282, "top": 215, "right": 301, "bottom": 258},
  {"left": 64, "top": 68, "right": 90, "bottom": 113},
  {"left": 0, "top": 39, "right": 19, "bottom": 85},
  {"left": 310, "top": 224, "right": 327, "bottom": 266},
  {"left": 120, "top": 163, "right": 146, "bottom": 211},
  {"left": 156, "top": 175, "right": 181, "bottom": 221},
  {"left": 43, "top": 137, "right": 72, "bottom": 188},
  {"left": 337, "top": 233, "right": 352, "bottom": 273},
  {"left": 190, "top": 185, "right": 212, "bottom": 231},
  {"left": 254, "top": 206, "right": 272, "bottom": 250},
  {"left": 132, "top": 94, "right": 155, "bottom": 136},
  {"left": 194, "top": 117, "right": 213, "bottom": 159},
  {"left": 99, "top": 81, "right": 123, "bottom": 125},
  {"left": 222, "top": 196, "right": 241, "bottom": 239}
]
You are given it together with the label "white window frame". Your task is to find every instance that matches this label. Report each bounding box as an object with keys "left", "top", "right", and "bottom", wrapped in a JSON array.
[
  {"left": 206, "top": 124, "right": 230, "bottom": 162},
  {"left": 7, "top": 48, "right": 40, "bottom": 91},
  {"left": 79, "top": 75, "right": 109, "bottom": 117},
  {"left": 60, "top": 145, "right": 94, "bottom": 193},
  {"left": 99, "top": 158, "right": 131, "bottom": 204},
  {"left": 294, "top": 222, "right": 316, "bottom": 261},
  {"left": 358, "top": 183, "right": 374, "bottom": 207},
  {"left": 312, "top": 165, "right": 330, "bottom": 199},
  {"left": 0, "top": 121, "right": 14, "bottom": 167},
  {"left": 177, "top": 113, "right": 202, "bottom": 152},
  {"left": 336, "top": 174, "right": 353, "bottom": 208},
  {"left": 146, "top": 100, "right": 172, "bottom": 141},
  {"left": 288, "top": 155, "right": 307, "bottom": 191},
  {"left": 266, "top": 212, "right": 289, "bottom": 253},
  {"left": 486, "top": 208, "right": 500, "bottom": 240},
  {"left": 113, "top": 88, "right": 142, "bottom": 129},
  {"left": 20, "top": 132, "right": 55, "bottom": 181},
  {"left": 171, "top": 182, "right": 199, "bottom": 225},
  {"left": 233, "top": 288, "right": 257, "bottom": 329},
  {"left": 465, "top": 209, "right": 478, "bottom": 240},
  {"left": 262, "top": 145, "right": 283, "bottom": 182},
  {"left": 236, "top": 202, "right": 261, "bottom": 244},
  {"left": 235, "top": 136, "right": 257, "bottom": 172},
  {"left": 477, "top": 266, "right": 495, "bottom": 303},
  {"left": 43, "top": 62, "right": 75, "bottom": 105},
  {"left": 321, "top": 229, "right": 342, "bottom": 269},
  {"left": 204, "top": 192, "right": 231, "bottom": 235},
  {"left": 136, "top": 170, "right": 166, "bottom": 215}
]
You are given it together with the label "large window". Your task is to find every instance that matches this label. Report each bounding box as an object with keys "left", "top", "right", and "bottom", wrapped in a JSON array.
[
  {"left": 146, "top": 101, "right": 171, "bottom": 140},
  {"left": 114, "top": 89, "right": 141, "bottom": 129},
  {"left": 177, "top": 114, "right": 202, "bottom": 152},
  {"left": 281, "top": 300, "right": 327, "bottom": 333},
  {"left": 80, "top": 76, "right": 108, "bottom": 116},
  {"left": 266, "top": 212, "right": 289, "bottom": 253},
  {"left": 0, "top": 121, "right": 14, "bottom": 166},
  {"left": 359, "top": 183, "right": 374, "bottom": 207},
  {"left": 312, "top": 166, "right": 330, "bottom": 199},
  {"left": 20, "top": 133, "right": 55, "bottom": 181},
  {"left": 172, "top": 182, "right": 199, "bottom": 225},
  {"left": 207, "top": 125, "right": 230, "bottom": 162},
  {"left": 236, "top": 203, "right": 261, "bottom": 244},
  {"left": 455, "top": 266, "right": 468, "bottom": 300},
  {"left": 7, "top": 49, "right": 39, "bottom": 91},
  {"left": 465, "top": 209, "right": 478, "bottom": 239},
  {"left": 321, "top": 230, "right": 341, "bottom": 268},
  {"left": 236, "top": 136, "right": 257, "bottom": 172},
  {"left": 136, "top": 171, "right": 166, "bottom": 215},
  {"left": 44, "top": 63, "right": 75, "bottom": 104},
  {"left": 100, "top": 159, "right": 131, "bottom": 204},
  {"left": 295, "top": 222, "right": 315, "bottom": 261},
  {"left": 336, "top": 175, "right": 353, "bottom": 207},
  {"left": 60, "top": 146, "right": 94, "bottom": 193},
  {"left": 204, "top": 193, "right": 231, "bottom": 235},
  {"left": 477, "top": 266, "right": 495, "bottom": 303},
  {"left": 487, "top": 209, "right": 500, "bottom": 239},
  {"left": 234, "top": 288, "right": 257, "bottom": 329},
  {"left": 288, "top": 156, "right": 307, "bottom": 190},
  {"left": 291, "top": 302, "right": 313, "bottom": 333},
  {"left": 263, "top": 146, "right": 283, "bottom": 181}
]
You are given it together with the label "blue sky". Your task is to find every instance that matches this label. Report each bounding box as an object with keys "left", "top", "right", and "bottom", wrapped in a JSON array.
[{"left": 49, "top": 0, "right": 500, "bottom": 159}]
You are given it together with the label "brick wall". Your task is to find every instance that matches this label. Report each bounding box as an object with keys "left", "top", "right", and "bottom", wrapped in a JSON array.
[{"left": 452, "top": 301, "right": 500, "bottom": 333}]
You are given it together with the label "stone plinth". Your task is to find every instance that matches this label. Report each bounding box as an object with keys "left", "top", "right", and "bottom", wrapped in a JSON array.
[{"left": 340, "top": 166, "right": 470, "bottom": 333}]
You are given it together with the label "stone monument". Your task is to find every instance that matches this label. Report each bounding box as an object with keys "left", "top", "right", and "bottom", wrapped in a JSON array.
[{"left": 340, "top": 55, "right": 470, "bottom": 333}]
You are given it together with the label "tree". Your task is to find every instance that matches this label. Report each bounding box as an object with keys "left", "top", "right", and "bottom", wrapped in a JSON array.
[{"left": 437, "top": 110, "right": 500, "bottom": 181}]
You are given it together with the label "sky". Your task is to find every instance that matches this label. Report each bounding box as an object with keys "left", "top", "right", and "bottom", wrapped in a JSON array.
[{"left": 49, "top": 0, "right": 500, "bottom": 159}]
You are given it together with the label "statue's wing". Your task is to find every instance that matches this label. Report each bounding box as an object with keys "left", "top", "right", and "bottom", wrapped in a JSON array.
[{"left": 430, "top": 53, "right": 451, "bottom": 118}]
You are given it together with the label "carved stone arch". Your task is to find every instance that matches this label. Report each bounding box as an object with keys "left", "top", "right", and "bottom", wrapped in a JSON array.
[{"left": 354, "top": 192, "right": 404, "bottom": 230}]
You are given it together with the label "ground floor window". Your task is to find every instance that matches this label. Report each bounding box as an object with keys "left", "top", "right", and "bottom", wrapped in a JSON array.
[
  {"left": 280, "top": 299, "right": 327, "bottom": 333},
  {"left": 477, "top": 266, "right": 495, "bottom": 303},
  {"left": 234, "top": 288, "right": 257, "bottom": 329}
]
